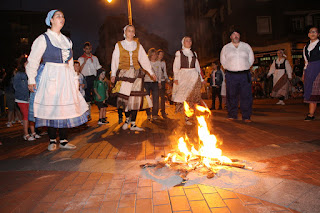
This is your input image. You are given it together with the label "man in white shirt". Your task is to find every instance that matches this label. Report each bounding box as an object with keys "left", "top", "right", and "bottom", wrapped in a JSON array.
[
  {"left": 220, "top": 30, "right": 254, "bottom": 122},
  {"left": 78, "top": 42, "right": 102, "bottom": 119}
]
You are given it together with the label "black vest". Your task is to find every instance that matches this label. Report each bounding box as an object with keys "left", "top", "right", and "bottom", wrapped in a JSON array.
[
  {"left": 304, "top": 41, "right": 320, "bottom": 62},
  {"left": 275, "top": 59, "right": 286, "bottom": 70}
]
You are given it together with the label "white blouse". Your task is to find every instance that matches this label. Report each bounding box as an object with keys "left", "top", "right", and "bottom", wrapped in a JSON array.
[
  {"left": 267, "top": 58, "right": 292, "bottom": 79},
  {"left": 26, "top": 29, "right": 74, "bottom": 84},
  {"left": 173, "top": 49, "right": 203, "bottom": 81},
  {"left": 111, "top": 39, "right": 153, "bottom": 77}
]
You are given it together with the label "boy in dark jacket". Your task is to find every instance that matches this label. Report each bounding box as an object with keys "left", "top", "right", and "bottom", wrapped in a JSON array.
[{"left": 210, "top": 62, "right": 223, "bottom": 110}]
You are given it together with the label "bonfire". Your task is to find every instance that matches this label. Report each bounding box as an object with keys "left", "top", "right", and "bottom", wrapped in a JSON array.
[{"left": 141, "top": 102, "right": 246, "bottom": 181}]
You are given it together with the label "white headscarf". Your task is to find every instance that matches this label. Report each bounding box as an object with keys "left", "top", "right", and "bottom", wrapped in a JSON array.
[
  {"left": 278, "top": 49, "right": 287, "bottom": 58},
  {"left": 181, "top": 36, "right": 194, "bottom": 58},
  {"left": 123, "top": 25, "right": 135, "bottom": 39}
]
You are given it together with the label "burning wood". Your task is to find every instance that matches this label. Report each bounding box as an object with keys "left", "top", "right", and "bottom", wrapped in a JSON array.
[{"left": 140, "top": 101, "right": 247, "bottom": 181}]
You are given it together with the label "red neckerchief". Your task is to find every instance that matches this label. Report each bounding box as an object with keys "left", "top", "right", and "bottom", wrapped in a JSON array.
[{"left": 81, "top": 53, "right": 93, "bottom": 62}]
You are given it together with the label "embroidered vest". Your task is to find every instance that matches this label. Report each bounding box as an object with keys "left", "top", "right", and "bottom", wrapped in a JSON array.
[
  {"left": 118, "top": 40, "right": 141, "bottom": 70},
  {"left": 180, "top": 50, "right": 197, "bottom": 68},
  {"left": 304, "top": 41, "right": 320, "bottom": 62}
]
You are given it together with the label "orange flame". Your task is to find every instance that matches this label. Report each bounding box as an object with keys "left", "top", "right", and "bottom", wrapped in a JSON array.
[
  {"left": 184, "top": 102, "right": 194, "bottom": 117},
  {"left": 167, "top": 102, "right": 231, "bottom": 169},
  {"left": 196, "top": 105, "right": 211, "bottom": 115}
]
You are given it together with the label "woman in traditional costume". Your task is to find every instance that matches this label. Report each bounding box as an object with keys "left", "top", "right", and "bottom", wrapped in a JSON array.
[
  {"left": 267, "top": 49, "right": 292, "bottom": 105},
  {"left": 303, "top": 27, "right": 320, "bottom": 121},
  {"left": 27, "top": 10, "right": 88, "bottom": 151},
  {"left": 172, "top": 36, "right": 204, "bottom": 125},
  {"left": 111, "top": 25, "right": 156, "bottom": 131}
]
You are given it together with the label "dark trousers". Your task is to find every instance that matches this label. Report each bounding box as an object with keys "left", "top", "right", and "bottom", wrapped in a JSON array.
[
  {"left": 211, "top": 86, "right": 222, "bottom": 109},
  {"left": 124, "top": 110, "right": 137, "bottom": 122},
  {"left": 159, "top": 81, "right": 166, "bottom": 115},
  {"left": 84, "top": 75, "right": 96, "bottom": 102},
  {"left": 0, "top": 94, "right": 4, "bottom": 115},
  {"left": 48, "top": 127, "right": 68, "bottom": 140},
  {"left": 226, "top": 71, "right": 252, "bottom": 120},
  {"left": 118, "top": 108, "right": 123, "bottom": 120},
  {"left": 145, "top": 82, "right": 159, "bottom": 116}
]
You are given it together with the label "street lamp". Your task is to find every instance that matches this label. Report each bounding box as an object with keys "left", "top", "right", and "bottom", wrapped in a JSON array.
[{"left": 107, "top": 0, "right": 133, "bottom": 25}]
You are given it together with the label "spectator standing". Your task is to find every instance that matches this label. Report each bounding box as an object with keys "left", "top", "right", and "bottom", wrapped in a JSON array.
[
  {"left": 13, "top": 58, "right": 41, "bottom": 141},
  {"left": 145, "top": 48, "right": 160, "bottom": 121},
  {"left": 210, "top": 62, "right": 223, "bottom": 110},
  {"left": 78, "top": 42, "right": 102, "bottom": 120},
  {"left": 94, "top": 69, "right": 109, "bottom": 125},
  {"left": 157, "top": 49, "right": 169, "bottom": 118},
  {"left": 220, "top": 30, "right": 254, "bottom": 122}
]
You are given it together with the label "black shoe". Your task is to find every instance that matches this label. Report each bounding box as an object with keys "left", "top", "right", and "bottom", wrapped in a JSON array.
[
  {"left": 218, "top": 106, "right": 222, "bottom": 110},
  {"left": 304, "top": 115, "right": 315, "bottom": 121},
  {"left": 210, "top": 107, "right": 215, "bottom": 110},
  {"left": 102, "top": 118, "right": 109, "bottom": 124}
]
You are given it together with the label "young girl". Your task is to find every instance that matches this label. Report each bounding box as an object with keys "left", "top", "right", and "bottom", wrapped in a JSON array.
[
  {"left": 74, "top": 60, "right": 86, "bottom": 98},
  {"left": 26, "top": 10, "right": 88, "bottom": 151},
  {"left": 94, "top": 69, "right": 109, "bottom": 124},
  {"left": 157, "top": 49, "right": 169, "bottom": 118},
  {"left": 303, "top": 27, "right": 320, "bottom": 121},
  {"left": 145, "top": 48, "right": 161, "bottom": 120},
  {"left": 13, "top": 58, "right": 41, "bottom": 141},
  {"left": 110, "top": 25, "right": 156, "bottom": 131}
]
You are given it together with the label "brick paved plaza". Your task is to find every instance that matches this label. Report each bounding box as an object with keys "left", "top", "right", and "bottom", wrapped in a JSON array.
[{"left": 0, "top": 98, "right": 319, "bottom": 213}]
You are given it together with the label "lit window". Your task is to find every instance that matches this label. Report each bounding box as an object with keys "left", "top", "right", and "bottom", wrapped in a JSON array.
[
  {"left": 257, "top": 16, "right": 272, "bottom": 34},
  {"left": 291, "top": 16, "right": 304, "bottom": 32}
]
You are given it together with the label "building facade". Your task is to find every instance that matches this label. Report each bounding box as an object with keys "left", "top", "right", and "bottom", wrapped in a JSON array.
[{"left": 184, "top": 0, "right": 320, "bottom": 76}]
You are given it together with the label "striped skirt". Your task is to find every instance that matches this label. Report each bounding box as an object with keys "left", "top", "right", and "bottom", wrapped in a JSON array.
[{"left": 112, "top": 68, "right": 152, "bottom": 111}]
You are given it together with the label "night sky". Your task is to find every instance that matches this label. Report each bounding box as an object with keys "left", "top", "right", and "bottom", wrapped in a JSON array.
[{"left": 1, "top": 0, "right": 185, "bottom": 57}]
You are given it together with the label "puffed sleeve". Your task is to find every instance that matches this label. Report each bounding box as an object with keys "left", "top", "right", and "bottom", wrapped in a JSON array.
[
  {"left": 248, "top": 44, "right": 255, "bottom": 67},
  {"left": 111, "top": 43, "right": 120, "bottom": 77},
  {"left": 94, "top": 56, "right": 102, "bottom": 70},
  {"left": 173, "top": 51, "right": 181, "bottom": 81},
  {"left": 267, "top": 60, "right": 276, "bottom": 77},
  {"left": 303, "top": 46, "right": 308, "bottom": 70},
  {"left": 26, "top": 35, "right": 47, "bottom": 84},
  {"left": 138, "top": 44, "right": 154, "bottom": 75},
  {"left": 285, "top": 60, "right": 293, "bottom": 79},
  {"left": 194, "top": 52, "right": 204, "bottom": 82}
]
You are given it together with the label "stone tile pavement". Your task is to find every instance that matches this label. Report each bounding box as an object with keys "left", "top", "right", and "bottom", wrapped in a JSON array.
[
  {"left": 0, "top": 171, "right": 300, "bottom": 213},
  {"left": 0, "top": 98, "right": 319, "bottom": 212}
]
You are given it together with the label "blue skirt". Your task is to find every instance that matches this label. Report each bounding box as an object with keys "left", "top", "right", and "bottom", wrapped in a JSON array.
[
  {"left": 29, "top": 64, "right": 88, "bottom": 128},
  {"left": 304, "top": 60, "right": 320, "bottom": 103}
]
